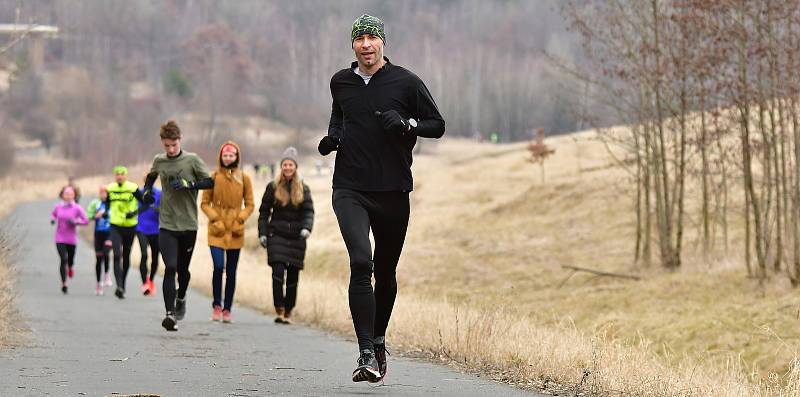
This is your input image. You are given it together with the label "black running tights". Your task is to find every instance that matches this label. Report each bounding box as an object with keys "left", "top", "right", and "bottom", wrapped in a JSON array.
[{"left": 332, "top": 188, "right": 409, "bottom": 352}]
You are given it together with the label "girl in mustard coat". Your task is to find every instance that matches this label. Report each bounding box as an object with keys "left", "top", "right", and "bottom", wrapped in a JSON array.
[{"left": 201, "top": 141, "right": 254, "bottom": 323}]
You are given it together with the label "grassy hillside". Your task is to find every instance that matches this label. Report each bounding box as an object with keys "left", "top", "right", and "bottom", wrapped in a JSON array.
[
  {"left": 181, "top": 131, "right": 800, "bottom": 395},
  {"left": 11, "top": 126, "right": 792, "bottom": 394}
]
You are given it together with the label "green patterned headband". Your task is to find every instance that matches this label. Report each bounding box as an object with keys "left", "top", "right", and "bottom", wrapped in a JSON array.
[{"left": 351, "top": 14, "right": 385, "bottom": 44}]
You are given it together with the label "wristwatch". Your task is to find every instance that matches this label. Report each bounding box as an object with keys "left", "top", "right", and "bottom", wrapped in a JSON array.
[{"left": 408, "top": 118, "right": 418, "bottom": 132}]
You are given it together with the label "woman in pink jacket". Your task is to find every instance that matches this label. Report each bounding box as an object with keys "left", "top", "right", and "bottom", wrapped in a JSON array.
[{"left": 51, "top": 186, "right": 89, "bottom": 294}]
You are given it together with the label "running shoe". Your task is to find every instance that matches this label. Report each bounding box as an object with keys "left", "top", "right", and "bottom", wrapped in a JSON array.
[
  {"left": 222, "top": 310, "right": 232, "bottom": 324},
  {"left": 103, "top": 273, "right": 113, "bottom": 287},
  {"left": 352, "top": 350, "right": 381, "bottom": 383},
  {"left": 282, "top": 310, "right": 293, "bottom": 325},
  {"left": 147, "top": 279, "right": 157, "bottom": 295},
  {"left": 114, "top": 288, "right": 125, "bottom": 299},
  {"left": 374, "top": 343, "right": 389, "bottom": 380},
  {"left": 211, "top": 305, "right": 222, "bottom": 322},
  {"left": 67, "top": 266, "right": 74, "bottom": 279},
  {"left": 162, "top": 312, "right": 178, "bottom": 331},
  {"left": 274, "top": 307, "right": 285, "bottom": 324},
  {"left": 61, "top": 284, "right": 68, "bottom": 294},
  {"left": 95, "top": 283, "right": 103, "bottom": 296},
  {"left": 142, "top": 281, "right": 150, "bottom": 296},
  {"left": 175, "top": 298, "right": 186, "bottom": 320}
]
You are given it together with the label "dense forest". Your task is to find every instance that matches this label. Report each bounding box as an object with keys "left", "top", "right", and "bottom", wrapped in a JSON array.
[{"left": 0, "top": 0, "right": 585, "bottom": 173}]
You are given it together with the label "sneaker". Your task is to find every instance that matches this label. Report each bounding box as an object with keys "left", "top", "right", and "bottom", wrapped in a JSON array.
[
  {"left": 103, "top": 273, "right": 113, "bottom": 287},
  {"left": 374, "top": 343, "right": 389, "bottom": 380},
  {"left": 282, "top": 310, "right": 293, "bottom": 325},
  {"left": 148, "top": 279, "right": 157, "bottom": 295},
  {"left": 95, "top": 283, "right": 103, "bottom": 296},
  {"left": 68, "top": 267, "right": 74, "bottom": 279},
  {"left": 352, "top": 350, "right": 381, "bottom": 383},
  {"left": 114, "top": 288, "right": 125, "bottom": 299},
  {"left": 274, "top": 307, "right": 285, "bottom": 324},
  {"left": 162, "top": 313, "right": 178, "bottom": 331},
  {"left": 211, "top": 305, "right": 222, "bottom": 322},
  {"left": 175, "top": 298, "right": 186, "bottom": 320},
  {"left": 61, "top": 284, "right": 68, "bottom": 294},
  {"left": 222, "top": 310, "right": 232, "bottom": 324}
]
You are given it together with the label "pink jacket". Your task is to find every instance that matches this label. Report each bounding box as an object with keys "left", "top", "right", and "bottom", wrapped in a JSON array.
[{"left": 51, "top": 201, "right": 88, "bottom": 245}]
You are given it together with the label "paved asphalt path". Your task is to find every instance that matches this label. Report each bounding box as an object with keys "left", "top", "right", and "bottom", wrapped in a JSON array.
[{"left": 0, "top": 200, "right": 540, "bottom": 396}]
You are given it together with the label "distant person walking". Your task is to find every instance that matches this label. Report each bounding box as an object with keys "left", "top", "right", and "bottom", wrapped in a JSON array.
[
  {"left": 318, "top": 14, "right": 445, "bottom": 382},
  {"left": 136, "top": 183, "right": 161, "bottom": 296},
  {"left": 107, "top": 166, "right": 145, "bottom": 299},
  {"left": 257, "top": 147, "right": 314, "bottom": 325},
  {"left": 86, "top": 186, "right": 113, "bottom": 295},
  {"left": 51, "top": 186, "right": 88, "bottom": 294},
  {"left": 201, "top": 141, "right": 254, "bottom": 323},
  {"left": 142, "top": 120, "right": 214, "bottom": 331}
]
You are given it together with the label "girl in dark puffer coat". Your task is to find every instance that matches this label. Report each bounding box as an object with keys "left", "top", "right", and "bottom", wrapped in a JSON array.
[{"left": 257, "top": 147, "right": 314, "bottom": 324}]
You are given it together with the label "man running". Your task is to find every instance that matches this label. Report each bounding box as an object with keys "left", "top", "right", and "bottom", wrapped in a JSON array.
[
  {"left": 107, "top": 166, "right": 145, "bottom": 299},
  {"left": 317, "top": 14, "right": 445, "bottom": 383},
  {"left": 142, "top": 120, "right": 213, "bottom": 332}
]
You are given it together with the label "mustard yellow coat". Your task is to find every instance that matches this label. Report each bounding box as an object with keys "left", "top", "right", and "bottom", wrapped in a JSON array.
[{"left": 200, "top": 142, "right": 255, "bottom": 250}]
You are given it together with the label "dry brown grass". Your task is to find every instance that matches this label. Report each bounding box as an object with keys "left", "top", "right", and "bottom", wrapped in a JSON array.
[
  {"left": 8, "top": 129, "right": 799, "bottom": 395},
  {"left": 175, "top": 132, "right": 800, "bottom": 396},
  {"left": 0, "top": 225, "right": 19, "bottom": 349}
]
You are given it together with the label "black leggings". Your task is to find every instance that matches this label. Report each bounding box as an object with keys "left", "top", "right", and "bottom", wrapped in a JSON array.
[
  {"left": 332, "top": 188, "right": 409, "bottom": 352},
  {"left": 159, "top": 229, "right": 197, "bottom": 313},
  {"left": 56, "top": 243, "right": 76, "bottom": 283},
  {"left": 94, "top": 230, "right": 111, "bottom": 282},
  {"left": 138, "top": 232, "right": 160, "bottom": 283},
  {"left": 271, "top": 262, "right": 300, "bottom": 312},
  {"left": 110, "top": 225, "right": 136, "bottom": 292}
]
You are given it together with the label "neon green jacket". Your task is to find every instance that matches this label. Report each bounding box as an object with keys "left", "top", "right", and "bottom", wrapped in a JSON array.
[{"left": 107, "top": 181, "right": 140, "bottom": 227}]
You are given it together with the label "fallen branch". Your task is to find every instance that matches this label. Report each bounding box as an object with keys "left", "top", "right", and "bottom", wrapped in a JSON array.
[{"left": 560, "top": 265, "right": 641, "bottom": 282}]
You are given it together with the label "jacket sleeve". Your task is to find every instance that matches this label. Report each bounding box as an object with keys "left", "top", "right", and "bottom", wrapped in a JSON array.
[
  {"left": 328, "top": 79, "right": 343, "bottom": 139},
  {"left": 301, "top": 184, "right": 314, "bottom": 232},
  {"left": 191, "top": 155, "right": 214, "bottom": 190},
  {"left": 238, "top": 173, "right": 255, "bottom": 222},
  {"left": 76, "top": 206, "right": 89, "bottom": 225},
  {"left": 410, "top": 79, "right": 445, "bottom": 139},
  {"left": 200, "top": 173, "right": 220, "bottom": 221},
  {"left": 86, "top": 200, "right": 97, "bottom": 219},
  {"left": 153, "top": 190, "right": 161, "bottom": 212},
  {"left": 257, "top": 182, "right": 275, "bottom": 237}
]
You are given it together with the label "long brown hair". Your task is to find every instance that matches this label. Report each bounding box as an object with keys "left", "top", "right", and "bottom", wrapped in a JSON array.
[{"left": 273, "top": 163, "right": 304, "bottom": 207}]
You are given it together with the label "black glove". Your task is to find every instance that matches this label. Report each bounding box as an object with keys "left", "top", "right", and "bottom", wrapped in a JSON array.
[
  {"left": 318, "top": 135, "right": 340, "bottom": 156},
  {"left": 125, "top": 211, "right": 137, "bottom": 219},
  {"left": 170, "top": 178, "right": 195, "bottom": 191},
  {"left": 142, "top": 189, "right": 155, "bottom": 205},
  {"left": 67, "top": 219, "right": 75, "bottom": 226},
  {"left": 50, "top": 219, "right": 56, "bottom": 226},
  {"left": 259, "top": 235, "right": 268, "bottom": 248},
  {"left": 376, "top": 110, "right": 409, "bottom": 135}
]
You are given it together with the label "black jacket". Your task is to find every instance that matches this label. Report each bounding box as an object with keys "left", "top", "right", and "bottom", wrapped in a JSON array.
[
  {"left": 327, "top": 58, "right": 445, "bottom": 192},
  {"left": 257, "top": 181, "right": 314, "bottom": 268}
]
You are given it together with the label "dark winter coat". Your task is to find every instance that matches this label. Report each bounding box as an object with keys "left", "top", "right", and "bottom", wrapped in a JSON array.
[{"left": 257, "top": 181, "right": 314, "bottom": 269}]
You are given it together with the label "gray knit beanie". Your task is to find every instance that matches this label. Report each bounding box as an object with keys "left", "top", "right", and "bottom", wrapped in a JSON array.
[{"left": 281, "top": 146, "right": 299, "bottom": 166}]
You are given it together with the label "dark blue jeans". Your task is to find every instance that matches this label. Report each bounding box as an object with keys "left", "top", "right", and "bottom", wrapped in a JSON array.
[{"left": 210, "top": 247, "right": 240, "bottom": 311}]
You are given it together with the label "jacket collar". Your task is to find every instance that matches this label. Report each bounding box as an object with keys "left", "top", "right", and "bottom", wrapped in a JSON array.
[
  {"left": 350, "top": 57, "right": 392, "bottom": 76},
  {"left": 167, "top": 150, "right": 183, "bottom": 159}
]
